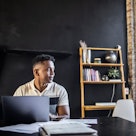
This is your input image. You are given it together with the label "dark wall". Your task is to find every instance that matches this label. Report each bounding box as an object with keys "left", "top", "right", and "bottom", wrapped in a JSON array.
[{"left": 0, "top": 0, "right": 127, "bottom": 118}]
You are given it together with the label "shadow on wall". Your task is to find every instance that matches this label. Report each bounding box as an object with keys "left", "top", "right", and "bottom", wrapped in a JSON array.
[
  {"left": 0, "top": 47, "right": 7, "bottom": 121},
  {"left": 0, "top": 47, "right": 7, "bottom": 77},
  {"left": 0, "top": 97, "right": 3, "bottom": 121}
]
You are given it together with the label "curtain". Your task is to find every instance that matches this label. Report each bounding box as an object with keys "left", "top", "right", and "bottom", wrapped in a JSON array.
[{"left": 126, "top": 0, "right": 136, "bottom": 105}]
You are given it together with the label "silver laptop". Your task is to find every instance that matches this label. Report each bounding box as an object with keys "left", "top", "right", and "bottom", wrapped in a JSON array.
[{"left": 1, "top": 96, "right": 49, "bottom": 125}]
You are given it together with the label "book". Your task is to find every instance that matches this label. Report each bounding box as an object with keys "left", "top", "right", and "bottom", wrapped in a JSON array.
[
  {"left": 82, "top": 48, "right": 87, "bottom": 63},
  {"left": 86, "top": 49, "right": 91, "bottom": 63},
  {"left": 39, "top": 121, "right": 97, "bottom": 136},
  {"left": 95, "top": 102, "right": 116, "bottom": 106},
  {"left": 108, "top": 79, "right": 121, "bottom": 82}
]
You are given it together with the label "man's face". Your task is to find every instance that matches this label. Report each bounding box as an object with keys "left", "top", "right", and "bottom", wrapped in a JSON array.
[{"left": 34, "top": 60, "right": 55, "bottom": 84}]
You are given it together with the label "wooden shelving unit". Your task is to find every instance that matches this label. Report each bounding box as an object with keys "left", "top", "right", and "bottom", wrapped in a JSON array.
[{"left": 79, "top": 47, "right": 126, "bottom": 118}]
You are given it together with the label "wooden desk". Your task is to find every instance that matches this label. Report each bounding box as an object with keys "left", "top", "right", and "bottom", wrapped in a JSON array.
[
  {"left": 0, "top": 117, "right": 136, "bottom": 136},
  {"left": 92, "top": 117, "right": 136, "bottom": 136}
]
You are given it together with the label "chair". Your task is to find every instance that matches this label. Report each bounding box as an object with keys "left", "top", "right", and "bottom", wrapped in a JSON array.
[{"left": 112, "top": 99, "right": 135, "bottom": 122}]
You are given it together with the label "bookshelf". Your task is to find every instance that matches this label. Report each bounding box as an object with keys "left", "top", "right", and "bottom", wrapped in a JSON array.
[{"left": 79, "top": 47, "right": 126, "bottom": 118}]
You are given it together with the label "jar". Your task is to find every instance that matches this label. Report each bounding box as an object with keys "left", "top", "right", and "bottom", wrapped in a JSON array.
[
  {"left": 101, "top": 75, "right": 109, "bottom": 81},
  {"left": 94, "top": 58, "right": 101, "bottom": 63}
]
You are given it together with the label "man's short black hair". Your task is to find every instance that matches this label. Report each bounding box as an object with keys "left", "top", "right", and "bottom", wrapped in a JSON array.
[{"left": 32, "top": 54, "right": 55, "bottom": 67}]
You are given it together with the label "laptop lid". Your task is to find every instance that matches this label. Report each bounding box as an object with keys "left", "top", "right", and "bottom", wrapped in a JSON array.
[{"left": 1, "top": 96, "right": 49, "bottom": 125}]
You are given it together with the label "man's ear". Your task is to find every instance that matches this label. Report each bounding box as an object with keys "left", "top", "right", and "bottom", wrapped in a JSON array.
[{"left": 33, "top": 69, "right": 39, "bottom": 76}]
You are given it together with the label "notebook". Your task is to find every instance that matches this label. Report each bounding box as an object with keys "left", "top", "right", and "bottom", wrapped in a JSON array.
[
  {"left": 1, "top": 96, "right": 49, "bottom": 125},
  {"left": 39, "top": 121, "right": 98, "bottom": 136}
]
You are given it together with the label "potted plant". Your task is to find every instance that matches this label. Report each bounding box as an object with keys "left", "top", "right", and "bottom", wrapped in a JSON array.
[{"left": 108, "top": 68, "right": 121, "bottom": 79}]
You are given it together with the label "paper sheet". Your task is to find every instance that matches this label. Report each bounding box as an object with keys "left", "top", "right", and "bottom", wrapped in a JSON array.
[
  {"left": 0, "top": 122, "right": 46, "bottom": 134},
  {"left": 65, "top": 119, "right": 98, "bottom": 124}
]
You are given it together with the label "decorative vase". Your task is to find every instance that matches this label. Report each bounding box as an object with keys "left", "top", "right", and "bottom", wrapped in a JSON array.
[{"left": 105, "top": 51, "right": 117, "bottom": 63}]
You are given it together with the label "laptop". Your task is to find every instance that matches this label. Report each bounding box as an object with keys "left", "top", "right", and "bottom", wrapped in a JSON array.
[{"left": 1, "top": 96, "right": 49, "bottom": 125}]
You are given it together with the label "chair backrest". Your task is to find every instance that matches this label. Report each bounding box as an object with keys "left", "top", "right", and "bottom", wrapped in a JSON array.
[{"left": 112, "top": 99, "right": 135, "bottom": 122}]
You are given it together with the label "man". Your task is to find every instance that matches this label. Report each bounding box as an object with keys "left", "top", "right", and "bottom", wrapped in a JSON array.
[{"left": 14, "top": 54, "right": 70, "bottom": 120}]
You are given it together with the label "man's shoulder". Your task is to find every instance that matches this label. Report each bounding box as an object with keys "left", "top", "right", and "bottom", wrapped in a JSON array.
[
  {"left": 51, "top": 82, "right": 67, "bottom": 93},
  {"left": 52, "top": 82, "right": 65, "bottom": 89},
  {"left": 14, "top": 80, "right": 35, "bottom": 96},
  {"left": 18, "top": 80, "right": 34, "bottom": 89}
]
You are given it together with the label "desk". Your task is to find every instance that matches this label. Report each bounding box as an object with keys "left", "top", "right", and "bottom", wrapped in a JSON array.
[
  {"left": 92, "top": 117, "right": 136, "bottom": 136},
  {"left": 0, "top": 117, "right": 136, "bottom": 136}
]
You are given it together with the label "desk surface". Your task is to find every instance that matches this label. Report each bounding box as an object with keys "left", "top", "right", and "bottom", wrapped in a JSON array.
[
  {"left": 92, "top": 117, "right": 136, "bottom": 136},
  {"left": 0, "top": 117, "right": 136, "bottom": 136}
]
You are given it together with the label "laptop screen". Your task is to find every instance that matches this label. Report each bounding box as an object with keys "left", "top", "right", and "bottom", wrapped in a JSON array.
[{"left": 1, "top": 96, "right": 49, "bottom": 125}]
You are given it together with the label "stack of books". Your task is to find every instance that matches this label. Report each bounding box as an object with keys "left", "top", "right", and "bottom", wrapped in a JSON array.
[{"left": 83, "top": 68, "right": 100, "bottom": 81}]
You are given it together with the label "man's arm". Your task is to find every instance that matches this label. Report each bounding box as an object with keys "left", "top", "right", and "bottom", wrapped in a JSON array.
[
  {"left": 57, "top": 105, "right": 70, "bottom": 118},
  {"left": 49, "top": 105, "right": 70, "bottom": 120}
]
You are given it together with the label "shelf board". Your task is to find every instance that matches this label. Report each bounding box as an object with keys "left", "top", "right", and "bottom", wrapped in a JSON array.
[
  {"left": 80, "top": 47, "right": 120, "bottom": 51},
  {"left": 82, "top": 63, "right": 123, "bottom": 67},
  {"left": 84, "top": 105, "right": 115, "bottom": 110},
  {"left": 6, "top": 49, "right": 72, "bottom": 57},
  {"left": 82, "top": 81, "right": 125, "bottom": 84}
]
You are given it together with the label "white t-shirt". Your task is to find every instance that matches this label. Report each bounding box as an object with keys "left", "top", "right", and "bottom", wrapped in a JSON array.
[{"left": 13, "top": 79, "right": 69, "bottom": 106}]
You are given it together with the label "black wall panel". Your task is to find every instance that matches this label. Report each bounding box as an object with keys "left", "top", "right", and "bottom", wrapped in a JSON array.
[{"left": 0, "top": 0, "right": 127, "bottom": 118}]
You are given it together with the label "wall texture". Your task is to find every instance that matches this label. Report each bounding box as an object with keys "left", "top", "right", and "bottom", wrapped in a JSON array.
[{"left": 0, "top": 0, "right": 127, "bottom": 118}]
